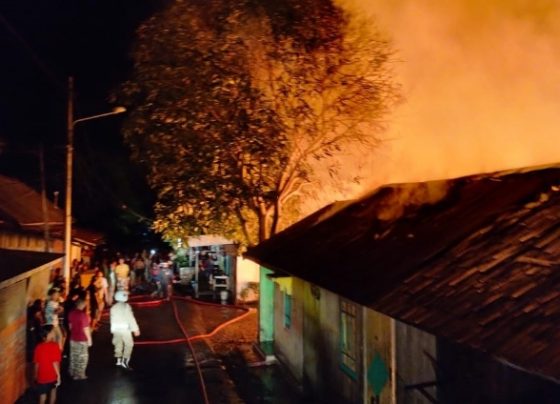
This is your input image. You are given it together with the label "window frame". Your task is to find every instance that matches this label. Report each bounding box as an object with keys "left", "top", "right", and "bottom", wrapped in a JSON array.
[
  {"left": 340, "top": 299, "right": 358, "bottom": 379},
  {"left": 283, "top": 291, "right": 292, "bottom": 329}
]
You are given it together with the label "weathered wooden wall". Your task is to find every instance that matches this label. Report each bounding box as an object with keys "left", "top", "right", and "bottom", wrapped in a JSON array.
[
  {"left": 0, "top": 281, "right": 28, "bottom": 404},
  {"left": 396, "top": 321, "right": 437, "bottom": 403},
  {"left": 437, "top": 339, "right": 560, "bottom": 403},
  {"left": 364, "top": 308, "right": 393, "bottom": 403},
  {"left": 273, "top": 277, "right": 304, "bottom": 381},
  {"left": 301, "top": 283, "right": 362, "bottom": 403},
  {"left": 0, "top": 231, "right": 56, "bottom": 252}
]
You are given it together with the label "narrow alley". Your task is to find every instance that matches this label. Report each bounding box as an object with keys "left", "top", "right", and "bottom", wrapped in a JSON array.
[{"left": 18, "top": 295, "right": 305, "bottom": 404}]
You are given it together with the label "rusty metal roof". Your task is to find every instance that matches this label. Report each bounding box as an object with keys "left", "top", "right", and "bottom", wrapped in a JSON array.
[
  {"left": 0, "top": 174, "right": 64, "bottom": 227},
  {"left": 0, "top": 175, "right": 104, "bottom": 245},
  {"left": 246, "top": 165, "right": 560, "bottom": 382}
]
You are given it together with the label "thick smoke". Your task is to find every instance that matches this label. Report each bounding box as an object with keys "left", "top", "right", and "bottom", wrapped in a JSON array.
[{"left": 336, "top": 0, "right": 560, "bottom": 192}]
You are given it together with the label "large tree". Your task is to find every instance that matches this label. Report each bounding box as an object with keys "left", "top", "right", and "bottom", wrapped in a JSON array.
[{"left": 117, "top": 0, "right": 399, "bottom": 245}]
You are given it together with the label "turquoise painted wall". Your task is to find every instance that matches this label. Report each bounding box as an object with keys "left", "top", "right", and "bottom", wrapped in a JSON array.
[{"left": 259, "top": 266, "right": 275, "bottom": 342}]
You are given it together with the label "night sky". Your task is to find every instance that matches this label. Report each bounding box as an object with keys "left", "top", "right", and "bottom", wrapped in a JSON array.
[{"left": 0, "top": 0, "right": 165, "bottom": 248}]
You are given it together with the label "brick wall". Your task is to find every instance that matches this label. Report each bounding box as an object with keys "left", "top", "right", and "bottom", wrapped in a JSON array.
[{"left": 0, "top": 281, "right": 27, "bottom": 404}]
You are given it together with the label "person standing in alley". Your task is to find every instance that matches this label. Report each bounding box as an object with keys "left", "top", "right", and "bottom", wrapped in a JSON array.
[
  {"left": 160, "top": 261, "right": 172, "bottom": 300},
  {"left": 34, "top": 325, "right": 62, "bottom": 404},
  {"left": 110, "top": 291, "right": 140, "bottom": 369},
  {"left": 115, "top": 257, "right": 130, "bottom": 292},
  {"left": 133, "top": 253, "right": 146, "bottom": 289},
  {"left": 68, "top": 299, "right": 92, "bottom": 380},
  {"left": 107, "top": 260, "right": 117, "bottom": 305},
  {"left": 44, "top": 288, "right": 65, "bottom": 351},
  {"left": 91, "top": 270, "right": 108, "bottom": 330}
]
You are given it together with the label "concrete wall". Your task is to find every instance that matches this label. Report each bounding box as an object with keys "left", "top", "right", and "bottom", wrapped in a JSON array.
[
  {"left": 259, "top": 267, "right": 275, "bottom": 342},
  {"left": 235, "top": 257, "right": 259, "bottom": 303},
  {"left": 273, "top": 277, "right": 304, "bottom": 381},
  {"left": 0, "top": 280, "right": 28, "bottom": 404},
  {"left": 71, "top": 244, "right": 82, "bottom": 264}
]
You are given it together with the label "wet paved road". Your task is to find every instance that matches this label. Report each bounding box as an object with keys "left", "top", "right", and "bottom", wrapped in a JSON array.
[{"left": 55, "top": 298, "right": 244, "bottom": 404}]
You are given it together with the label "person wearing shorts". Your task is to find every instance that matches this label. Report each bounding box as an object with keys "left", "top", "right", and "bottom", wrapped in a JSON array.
[{"left": 34, "top": 325, "right": 62, "bottom": 404}]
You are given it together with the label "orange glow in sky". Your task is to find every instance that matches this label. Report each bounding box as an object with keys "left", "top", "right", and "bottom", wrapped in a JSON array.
[{"left": 307, "top": 0, "right": 560, "bottom": 210}]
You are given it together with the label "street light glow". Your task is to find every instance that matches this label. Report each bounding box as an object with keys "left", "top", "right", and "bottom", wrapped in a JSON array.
[
  {"left": 73, "top": 106, "right": 126, "bottom": 126},
  {"left": 63, "top": 75, "right": 127, "bottom": 287},
  {"left": 113, "top": 106, "right": 127, "bottom": 113}
]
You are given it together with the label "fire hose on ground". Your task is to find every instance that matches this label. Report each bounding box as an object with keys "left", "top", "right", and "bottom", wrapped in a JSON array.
[{"left": 104, "top": 294, "right": 252, "bottom": 404}]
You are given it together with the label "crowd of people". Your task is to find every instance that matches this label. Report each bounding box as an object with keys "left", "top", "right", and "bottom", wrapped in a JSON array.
[{"left": 27, "top": 252, "right": 176, "bottom": 404}]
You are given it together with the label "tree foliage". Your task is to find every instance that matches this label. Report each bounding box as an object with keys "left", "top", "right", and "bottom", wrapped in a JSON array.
[{"left": 117, "top": 0, "right": 399, "bottom": 245}]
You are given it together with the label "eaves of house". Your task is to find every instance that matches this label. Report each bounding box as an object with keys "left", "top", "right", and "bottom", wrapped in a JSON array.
[
  {"left": 0, "top": 248, "right": 63, "bottom": 290},
  {"left": 246, "top": 163, "right": 560, "bottom": 383},
  {"left": 0, "top": 174, "right": 104, "bottom": 246},
  {"left": 0, "top": 174, "right": 64, "bottom": 227}
]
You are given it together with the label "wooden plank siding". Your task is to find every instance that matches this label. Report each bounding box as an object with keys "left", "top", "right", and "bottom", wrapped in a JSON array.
[
  {"left": 273, "top": 278, "right": 304, "bottom": 382},
  {"left": 364, "top": 309, "right": 393, "bottom": 403},
  {"left": 273, "top": 277, "right": 445, "bottom": 403},
  {"left": 0, "top": 281, "right": 28, "bottom": 404}
]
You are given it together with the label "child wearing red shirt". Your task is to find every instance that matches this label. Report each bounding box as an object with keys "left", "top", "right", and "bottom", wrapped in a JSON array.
[{"left": 33, "top": 325, "right": 62, "bottom": 404}]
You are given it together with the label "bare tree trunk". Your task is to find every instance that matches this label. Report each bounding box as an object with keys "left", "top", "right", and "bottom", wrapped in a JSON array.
[
  {"left": 235, "top": 207, "right": 253, "bottom": 246},
  {"left": 270, "top": 198, "right": 281, "bottom": 237},
  {"left": 258, "top": 211, "right": 267, "bottom": 243}
]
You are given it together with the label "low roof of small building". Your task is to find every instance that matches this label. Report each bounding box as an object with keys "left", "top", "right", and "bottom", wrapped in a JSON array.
[
  {"left": 0, "top": 174, "right": 104, "bottom": 246},
  {"left": 0, "top": 248, "right": 63, "bottom": 288},
  {"left": 246, "top": 164, "right": 560, "bottom": 382},
  {"left": 0, "top": 174, "right": 64, "bottom": 227},
  {"left": 48, "top": 226, "right": 104, "bottom": 247},
  {"left": 187, "top": 235, "right": 234, "bottom": 247}
]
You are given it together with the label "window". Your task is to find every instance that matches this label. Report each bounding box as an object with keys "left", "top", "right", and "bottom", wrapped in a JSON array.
[
  {"left": 340, "top": 299, "right": 358, "bottom": 375},
  {"left": 283, "top": 291, "right": 292, "bottom": 329}
]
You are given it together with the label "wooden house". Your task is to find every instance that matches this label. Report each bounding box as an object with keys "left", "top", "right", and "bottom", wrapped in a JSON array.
[
  {"left": 0, "top": 174, "right": 101, "bottom": 402},
  {"left": 246, "top": 164, "right": 560, "bottom": 403},
  {"left": 0, "top": 249, "right": 63, "bottom": 403},
  {"left": 0, "top": 174, "right": 102, "bottom": 260}
]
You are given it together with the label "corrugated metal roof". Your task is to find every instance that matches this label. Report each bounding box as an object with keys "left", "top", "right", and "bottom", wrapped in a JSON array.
[{"left": 246, "top": 164, "right": 560, "bottom": 382}]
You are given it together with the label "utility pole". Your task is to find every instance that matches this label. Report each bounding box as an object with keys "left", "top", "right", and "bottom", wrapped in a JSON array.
[
  {"left": 63, "top": 76, "right": 125, "bottom": 288},
  {"left": 39, "top": 144, "right": 51, "bottom": 252},
  {"left": 64, "top": 76, "right": 74, "bottom": 286}
]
